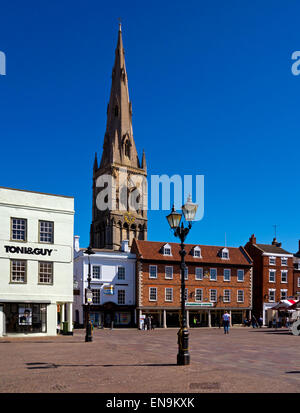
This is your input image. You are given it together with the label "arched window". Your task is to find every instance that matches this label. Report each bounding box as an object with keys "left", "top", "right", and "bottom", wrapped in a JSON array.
[{"left": 125, "top": 140, "right": 131, "bottom": 158}]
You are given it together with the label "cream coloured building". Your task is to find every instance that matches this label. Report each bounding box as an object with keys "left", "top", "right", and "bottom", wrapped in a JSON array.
[{"left": 0, "top": 187, "right": 74, "bottom": 336}]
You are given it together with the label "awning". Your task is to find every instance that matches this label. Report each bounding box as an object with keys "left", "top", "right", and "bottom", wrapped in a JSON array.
[{"left": 271, "top": 299, "right": 298, "bottom": 310}]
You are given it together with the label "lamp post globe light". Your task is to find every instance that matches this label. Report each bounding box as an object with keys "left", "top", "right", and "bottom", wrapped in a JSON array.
[
  {"left": 84, "top": 245, "right": 95, "bottom": 342},
  {"left": 166, "top": 195, "right": 198, "bottom": 365}
]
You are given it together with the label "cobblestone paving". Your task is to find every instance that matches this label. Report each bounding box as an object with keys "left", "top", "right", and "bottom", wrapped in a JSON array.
[{"left": 0, "top": 327, "right": 300, "bottom": 393}]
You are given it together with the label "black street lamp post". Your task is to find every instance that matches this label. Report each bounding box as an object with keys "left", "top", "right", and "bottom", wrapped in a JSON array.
[
  {"left": 166, "top": 196, "right": 198, "bottom": 365},
  {"left": 84, "top": 245, "right": 95, "bottom": 342}
]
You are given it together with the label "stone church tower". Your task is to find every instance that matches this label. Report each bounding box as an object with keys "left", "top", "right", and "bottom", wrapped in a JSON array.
[{"left": 90, "top": 24, "right": 148, "bottom": 250}]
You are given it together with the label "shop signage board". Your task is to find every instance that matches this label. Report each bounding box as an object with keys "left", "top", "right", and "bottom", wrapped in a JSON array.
[
  {"left": 86, "top": 289, "right": 93, "bottom": 304},
  {"left": 186, "top": 302, "right": 214, "bottom": 307},
  {"left": 103, "top": 285, "right": 114, "bottom": 295},
  {"left": 0, "top": 241, "right": 72, "bottom": 263}
]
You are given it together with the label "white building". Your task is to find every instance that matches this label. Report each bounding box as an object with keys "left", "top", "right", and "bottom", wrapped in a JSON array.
[
  {"left": 73, "top": 237, "right": 136, "bottom": 328},
  {"left": 0, "top": 187, "right": 74, "bottom": 336}
]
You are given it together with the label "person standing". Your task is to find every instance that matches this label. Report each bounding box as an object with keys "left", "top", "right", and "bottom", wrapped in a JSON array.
[
  {"left": 222, "top": 311, "right": 230, "bottom": 334},
  {"left": 148, "top": 315, "right": 152, "bottom": 331}
]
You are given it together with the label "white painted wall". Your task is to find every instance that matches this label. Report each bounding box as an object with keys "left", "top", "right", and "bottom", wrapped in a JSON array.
[
  {"left": 0, "top": 187, "right": 74, "bottom": 336},
  {"left": 73, "top": 240, "right": 136, "bottom": 325}
]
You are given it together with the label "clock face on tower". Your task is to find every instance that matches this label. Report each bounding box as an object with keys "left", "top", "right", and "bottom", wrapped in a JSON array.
[{"left": 124, "top": 212, "right": 135, "bottom": 225}]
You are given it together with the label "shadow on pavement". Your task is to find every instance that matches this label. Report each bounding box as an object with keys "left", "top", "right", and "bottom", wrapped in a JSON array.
[
  {"left": 286, "top": 371, "right": 300, "bottom": 374},
  {"left": 26, "top": 362, "right": 177, "bottom": 369}
]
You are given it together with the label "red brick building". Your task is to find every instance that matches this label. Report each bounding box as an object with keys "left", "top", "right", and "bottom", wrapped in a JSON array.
[
  {"left": 244, "top": 234, "right": 294, "bottom": 326},
  {"left": 131, "top": 239, "right": 253, "bottom": 328},
  {"left": 293, "top": 241, "right": 300, "bottom": 299}
]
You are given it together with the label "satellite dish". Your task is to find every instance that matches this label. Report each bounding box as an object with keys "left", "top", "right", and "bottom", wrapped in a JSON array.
[{"left": 292, "top": 319, "right": 300, "bottom": 336}]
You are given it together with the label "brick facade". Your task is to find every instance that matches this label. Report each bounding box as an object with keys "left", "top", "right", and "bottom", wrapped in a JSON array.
[
  {"left": 132, "top": 239, "right": 253, "bottom": 328},
  {"left": 244, "top": 234, "right": 294, "bottom": 325}
]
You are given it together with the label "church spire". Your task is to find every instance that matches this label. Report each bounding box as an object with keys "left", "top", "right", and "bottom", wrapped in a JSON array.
[{"left": 99, "top": 24, "right": 139, "bottom": 170}]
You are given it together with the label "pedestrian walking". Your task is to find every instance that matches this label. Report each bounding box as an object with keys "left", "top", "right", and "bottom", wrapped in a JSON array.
[
  {"left": 222, "top": 311, "right": 230, "bottom": 334},
  {"left": 286, "top": 316, "right": 290, "bottom": 328},
  {"left": 150, "top": 315, "right": 155, "bottom": 330},
  {"left": 251, "top": 315, "right": 258, "bottom": 328},
  {"left": 193, "top": 317, "right": 197, "bottom": 328},
  {"left": 258, "top": 316, "right": 263, "bottom": 328}
]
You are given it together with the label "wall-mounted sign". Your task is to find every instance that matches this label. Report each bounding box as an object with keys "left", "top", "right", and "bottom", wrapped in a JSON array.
[
  {"left": 103, "top": 285, "right": 114, "bottom": 295},
  {"left": 4, "top": 245, "right": 53, "bottom": 256},
  {"left": 186, "top": 302, "right": 214, "bottom": 307},
  {"left": 86, "top": 289, "right": 93, "bottom": 304},
  {"left": 0, "top": 241, "right": 72, "bottom": 263}
]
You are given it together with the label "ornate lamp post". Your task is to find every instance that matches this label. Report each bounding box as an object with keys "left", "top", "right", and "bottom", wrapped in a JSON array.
[
  {"left": 166, "top": 195, "right": 198, "bottom": 365},
  {"left": 84, "top": 245, "right": 95, "bottom": 342}
]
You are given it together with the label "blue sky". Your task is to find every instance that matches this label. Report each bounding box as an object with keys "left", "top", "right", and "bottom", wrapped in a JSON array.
[{"left": 0, "top": 0, "right": 300, "bottom": 252}]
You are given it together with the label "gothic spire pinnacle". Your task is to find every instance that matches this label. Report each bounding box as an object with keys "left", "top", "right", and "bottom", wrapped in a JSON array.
[{"left": 99, "top": 24, "right": 140, "bottom": 170}]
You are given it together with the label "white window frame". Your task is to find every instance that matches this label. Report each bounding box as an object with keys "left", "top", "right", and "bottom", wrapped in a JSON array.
[
  {"left": 223, "top": 289, "right": 231, "bottom": 303},
  {"left": 195, "top": 288, "right": 203, "bottom": 302},
  {"left": 193, "top": 246, "right": 201, "bottom": 258},
  {"left": 165, "top": 266, "right": 173, "bottom": 280},
  {"left": 11, "top": 218, "right": 27, "bottom": 242},
  {"left": 163, "top": 244, "right": 172, "bottom": 256},
  {"left": 149, "top": 265, "right": 157, "bottom": 279},
  {"left": 223, "top": 269, "right": 231, "bottom": 282},
  {"left": 221, "top": 248, "right": 229, "bottom": 260},
  {"left": 149, "top": 287, "right": 157, "bottom": 301},
  {"left": 281, "top": 257, "right": 288, "bottom": 266},
  {"left": 92, "top": 265, "right": 101, "bottom": 280},
  {"left": 269, "top": 269, "right": 276, "bottom": 283},
  {"left": 237, "top": 269, "right": 244, "bottom": 282},
  {"left": 281, "top": 270, "right": 288, "bottom": 283},
  {"left": 39, "top": 220, "right": 54, "bottom": 244},
  {"left": 298, "top": 277, "right": 300, "bottom": 288},
  {"left": 237, "top": 290, "right": 244, "bottom": 303},
  {"left": 165, "top": 288, "right": 173, "bottom": 302},
  {"left": 280, "top": 289, "right": 288, "bottom": 300},
  {"left": 91, "top": 288, "right": 101, "bottom": 305},
  {"left": 210, "top": 289, "right": 217, "bottom": 302},
  {"left": 269, "top": 289, "right": 276, "bottom": 302},
  {"left": 117, "top": 266, "right": 126, "bottom": 280},
  {"left": 118, "top": 289, "right": 126, "bottom": 305},
  {"left": 210, "top": 268, "right": 217, "bottom": 281},
  {"left": 269, "top": 256, "right": 276, "bottom": 265},
  {"left": 195, "top": 267, "right": 203, "bottom": 280}
]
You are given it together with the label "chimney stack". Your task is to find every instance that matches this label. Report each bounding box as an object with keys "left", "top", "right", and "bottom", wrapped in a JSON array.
[
  {"left": 250, "top": 234, "right": 256, "bottom": 244},
  {"left": 74, "top": 235, "right": 80, "bottom": 252},
  {"left": 272, "top": 237, "right": 282, "bottom": 247},
  {"left": 121, "top": 240, "right": 129, "bottom": 252}
]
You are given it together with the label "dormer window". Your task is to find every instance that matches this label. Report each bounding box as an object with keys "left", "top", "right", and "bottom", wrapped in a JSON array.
[
  {"left": 193, "top": 246, "right": 201, "bottom": 258},
  {"left": 163, "top": 243, "right": 172, "bottom": 256},
  {"left": 125, "top": 140, "right": 131, "bottom": 158},
  {"left": 221, "top": 248, "right": 229, "bottom": 260}
]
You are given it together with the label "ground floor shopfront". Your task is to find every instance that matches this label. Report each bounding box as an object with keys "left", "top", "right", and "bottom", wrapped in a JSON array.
[
  {"left": 78, "top": 302, "right": 136, "bottom": 329},
  {"left": 0, "top": 301, "right": 73, "bottom": 336},
  {"left": 137, "top": 307, "right": 251, "bottom": 328}
]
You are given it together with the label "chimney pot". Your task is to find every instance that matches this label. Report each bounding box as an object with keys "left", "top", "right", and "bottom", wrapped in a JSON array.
[
  {"left": 74, "top": 235, "right": 80, "bottom": 252},
  {"left": 121, "top": 240, "right": 129, "bottom": 252}
]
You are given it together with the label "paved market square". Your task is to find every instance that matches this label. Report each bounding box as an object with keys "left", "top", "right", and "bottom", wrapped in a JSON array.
[{"left": 0, "top": 327, "right": 300, "bottom": 393}]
